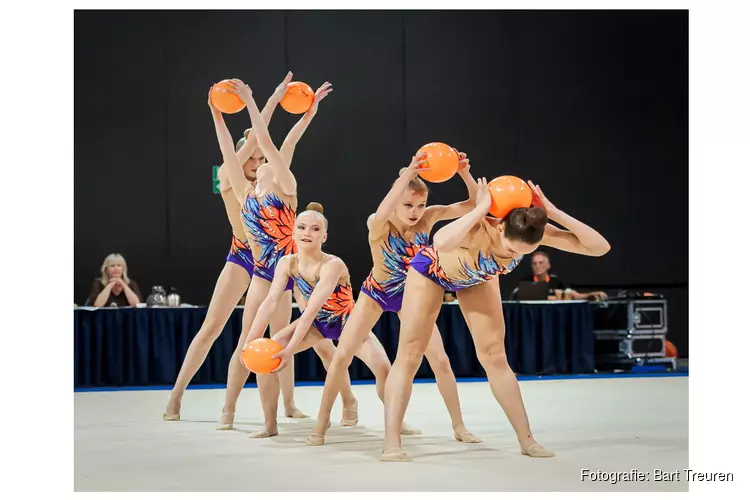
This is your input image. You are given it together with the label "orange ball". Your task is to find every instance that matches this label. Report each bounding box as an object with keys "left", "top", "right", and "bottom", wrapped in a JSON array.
[
  {"left": 487, "top": 176, "right": 533, "bottom": 218},
  {"left": 210, "top": 80, "right": 245, "bottom": 114},
  {"left": 416, "top": 142, "right": 459, "bottom": 183},
  {"left": 241, "top": 338, "right": 283, "bottom": 374},
  {"left": 280, "top": 82, "right": 315, "bottom": 114},
  {"left": 664, "top": 340, "right": 678, "bottom": 358}
]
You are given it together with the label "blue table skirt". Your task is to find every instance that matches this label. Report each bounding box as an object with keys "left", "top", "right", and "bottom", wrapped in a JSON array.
[{"left": 74, "top": 302, "right": 594, "bottom": 387}]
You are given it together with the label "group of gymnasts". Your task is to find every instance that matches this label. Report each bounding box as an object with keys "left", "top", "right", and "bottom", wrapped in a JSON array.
[{"left": 162, "top": 72, "right": 611, "bottom": 462}]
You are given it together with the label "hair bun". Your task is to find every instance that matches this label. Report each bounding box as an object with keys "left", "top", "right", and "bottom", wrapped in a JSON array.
[
  {"left": 398, "top": 167, "right": 408, "bottom": 176},
  {"left": 525, "top": 207, "right": 548, "bottom": 228},
  {"left": 306, "top": 202, "right": 324, "bottom": 214}
]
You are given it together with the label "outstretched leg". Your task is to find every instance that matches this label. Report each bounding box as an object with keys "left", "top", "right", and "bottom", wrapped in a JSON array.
[
  {"left": 165, "top": 263, "right": 249, "bottom": 420},
  {"left": 456, "top": 279, "right": 553, "bottom": 458}
]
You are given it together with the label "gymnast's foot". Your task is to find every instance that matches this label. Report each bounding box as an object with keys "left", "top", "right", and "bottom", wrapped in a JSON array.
[
  {"left": 284, "top": 404, "right": 308, "bottom": 419},
  {"left": 453, "top": 424, "right": 482, "bottom": 443},
  {"left": 381, "top": 448, "right": 410, "bottom": 462},
  {"left": 400, "top": 421, "right": 422, "bottom": 435},
  {"left": 341, "top": 398, "right": 359, "bottom": 427},
  {"left": 306, "top": 420, "right": 332, "bottom": 446},
  {"left": 163, "top": 396, "right": 181, "bottom": 421},
  {"left": 249, "top": 421, "right": 278, "bottom": 439},
  {"left": 519, "top": 436, "right": 555, "bottom": 458},
  {"left": 216, "top": 407, "right": 235, "bottom": 430}
]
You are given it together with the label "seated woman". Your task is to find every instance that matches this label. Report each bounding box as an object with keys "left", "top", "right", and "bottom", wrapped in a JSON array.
[{"left": 85, "top": 253, "right": 142, "bottom": 307}]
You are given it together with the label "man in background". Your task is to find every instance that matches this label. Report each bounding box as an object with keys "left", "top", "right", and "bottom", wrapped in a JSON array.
[{"left": 513, "top": 251, "right": 608, "bottom": 300}]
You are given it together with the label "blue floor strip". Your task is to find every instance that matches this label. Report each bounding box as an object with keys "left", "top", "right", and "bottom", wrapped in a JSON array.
[{"left": 74, "top": 369, "right": 688, "bottom": 393}]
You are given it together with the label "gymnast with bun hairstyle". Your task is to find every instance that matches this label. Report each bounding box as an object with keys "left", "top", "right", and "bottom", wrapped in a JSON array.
[
  {"left": 379, "top": 179, "right": 611, "bottom": 462},
  {"left": 242, "top": 203, "right": 362, "bottom": 438},
  {"left": 209, "top": 75, "right": 358, "bottom": 431}
]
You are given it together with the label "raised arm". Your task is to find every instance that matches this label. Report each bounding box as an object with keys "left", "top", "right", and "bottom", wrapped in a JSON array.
[
  {"left": 279, "top": 82, "right": 333, "bottom": 165},
  {"left": 235, "top": 94, "right": 281, "bottom": 165},
  {"left": 208, "top": 89, "right": 248, "bottom": 205},
  {"left": 272, "top": 259, "right": 347, "bottom": 372},
  {"left": 433, "top": 178, "right": 492, "bottom": 252},
  {"left": 367, "top": 154, "right": 429, "bottom": 238},
  {"left": 529, "top": 181, "right": 611, "bottom": 257},
  {"left": 226, "top": 76, "right": 297, "bottom": 195},
  {"left": 423, "top": 151, "right": 478, "bottom": 224},
  {"left": 244, "top": 256, "right": 294, "bottom": 346}
]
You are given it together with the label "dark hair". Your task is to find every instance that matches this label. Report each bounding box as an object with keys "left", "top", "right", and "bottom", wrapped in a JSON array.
[
  {"left": 531, "top": 250, "right": 549, "bottom": 260},
  {"left": 397, "top": 167, "right": 429, "bottom": 194},
  {"left": 503, "top": 207, "right": 548, "bottom": 245}
]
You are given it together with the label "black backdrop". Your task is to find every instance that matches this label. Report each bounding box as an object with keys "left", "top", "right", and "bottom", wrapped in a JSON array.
[{"left": 75, "top": 10, "right": 688, "bottom": 354}]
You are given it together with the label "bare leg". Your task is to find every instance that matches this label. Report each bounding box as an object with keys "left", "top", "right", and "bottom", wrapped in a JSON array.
[
  {"left": 252, "top": 324, "right": 326, "bottom": 438},
  {"left": 268, "top": 291, "right": 306, "bottom": 418},
  {"left": 422, "top": 324, "right": 480, "bottom": 443},
  {"left": 218, "top": 277, "right": 270, "bottom": 429},
  {"left": 456, "top": 279, "right": 553, "bottom": 458},
  {"left": 355, "top": 333, "right": 422, "bottom": 435},
  {"left": 381, "top": 269, "right": 444, "bottom": 461},
  {"left": 309, "top": 295, "right": 382, "bottom": 438},
  {"left": 164, "top": 263, "right": 249, "bottom": 419},
  {"left": 310, "top": 339, "right": 359, "bottom": 425}
]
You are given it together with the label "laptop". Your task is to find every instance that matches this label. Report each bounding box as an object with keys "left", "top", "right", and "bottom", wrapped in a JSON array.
[{"left": 516, "top": 281, "right": 551, "bottom": 301}]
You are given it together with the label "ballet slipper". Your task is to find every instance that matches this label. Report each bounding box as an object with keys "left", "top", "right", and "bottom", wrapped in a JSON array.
[
  {"left": 380, "top": 448, "right": 410, "bottom": 462},
  {"left": 340, "top": 401, "right": 358, "bottom": 427},
  {"left": 216, "top": 411, "right": 235, "bottom": 430},
  {"left": 162, "top": 412, "right": 180, "bottom": 422},
  {"left": 454, "top": 430, "right": 482, "bottom": 443},
  {"left": 285, "top": 407, "right": 309, "bottom": 419},
  {"left": 249, "top": 427, "right": 278, "bottom": 439},
  {"left": 521, "top": 443, "right": 555, "bottom": 458},
  {"left": 400, "top": 423, "right": 422, "bottom": 435},
  {"left": 305, "top": 422, "right": 331, "bottom": 446}
]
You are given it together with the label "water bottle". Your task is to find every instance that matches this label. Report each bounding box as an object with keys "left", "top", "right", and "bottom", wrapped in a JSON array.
[{"left": 167, "top": 287, "right": 181, "bottom": 307}]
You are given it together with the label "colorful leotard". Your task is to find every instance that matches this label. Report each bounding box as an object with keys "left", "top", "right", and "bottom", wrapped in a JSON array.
[
  {"left": 409, "top": 218, "right": 523, "bottom": 291},
  {"left": 360, "top": 218, "right": 432, "bottom": 312},
  {"left": 225, "top": 236, "right": 255, "bottom": 276},
  {"left": 220, "top": 174, "right": 255, "bottom": 276},
  {"left": 242, "top": 190, "right": 297, "bottom": 291},
  {"left": 289, "top": 255, "right": 354, "bottom": 340}
]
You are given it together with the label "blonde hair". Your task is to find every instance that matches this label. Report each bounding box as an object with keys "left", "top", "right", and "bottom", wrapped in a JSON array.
[
  {"left": 235, "top": 129, "right": 253, "bottom": 152},
  {"left": 397, "top": 167, "right": 429, "bottom": 194},
  {"left": 300, "top": 202, "right": 328, "bottom": 229},
  {"left": 99, "top": 253, "right": 131, "bottom": 286}
]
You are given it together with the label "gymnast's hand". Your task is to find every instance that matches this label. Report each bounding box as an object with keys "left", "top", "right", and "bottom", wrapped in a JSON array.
[
  {"left": 225, "top": 79, "right": 253, "bottom": 104},
  {"left": 475, "top": 177, "right": 491, "bottom": 211},
  {"left": 527, "top": 180, "right": 558, "bottom": 216},
  {"left": 402, "top": 152, "right": 429, "bottom": 179},
  {"left": 455, "top": 150, "right": 470, "bottom": 173},
  {"left": 308, "top": 81, "right": 333, "bottom": 114},
  {"left": 207, "top": 89, "right": 221, "bottom": 117},
  {"left": 270, "top": 347, "right": 292, "bottom": 374},
  {"left": 271, "top": 71, "right": 294, "bottom": 102}
]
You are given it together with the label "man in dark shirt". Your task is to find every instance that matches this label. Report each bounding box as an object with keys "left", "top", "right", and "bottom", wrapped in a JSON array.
[{"left": 514, "top": 251, "right": 607, "bottom": 300}]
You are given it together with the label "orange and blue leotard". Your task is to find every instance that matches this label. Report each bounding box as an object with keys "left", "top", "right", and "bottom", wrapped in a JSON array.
[
  {"left": 242, "top": 191, "right": 297, "bottom": 290},
  {"left": 289, "top": 255, "right": 354, "bottom": 340},
  {"left": 409, "top": 218, "right": 523, "bottom": 291},
  {"left": 360, "top": 218, "right": 433, "bottom": 312},
  {"left": 220, "top": 178, "right": 255, "bottom": 276}
]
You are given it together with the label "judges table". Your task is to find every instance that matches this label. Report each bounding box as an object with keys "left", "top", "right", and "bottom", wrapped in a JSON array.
[{"left": 74, "top": 301, "right": 594, "bottom": 388}]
